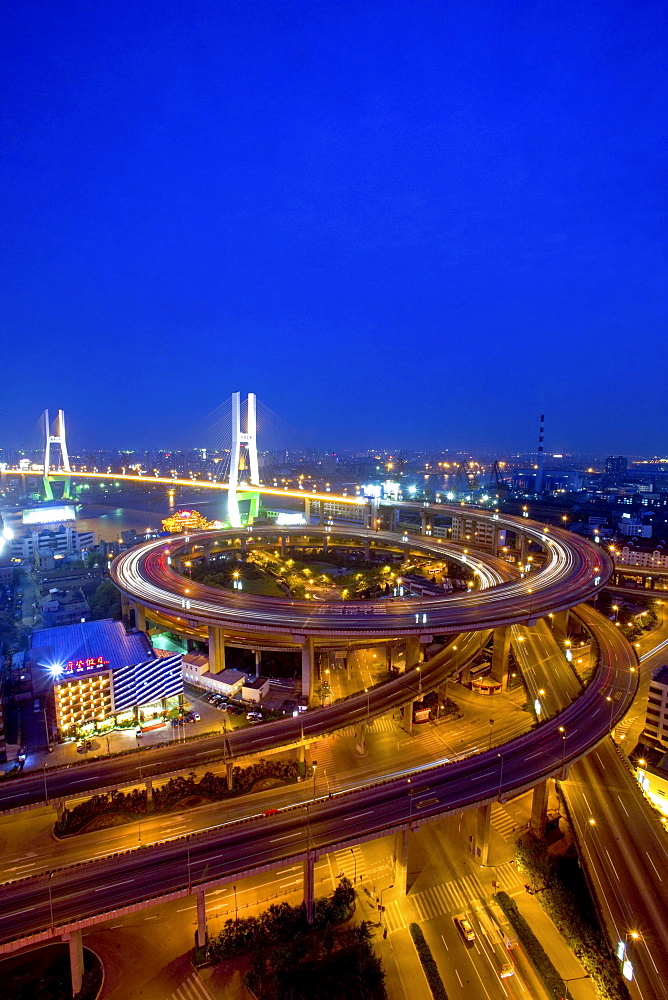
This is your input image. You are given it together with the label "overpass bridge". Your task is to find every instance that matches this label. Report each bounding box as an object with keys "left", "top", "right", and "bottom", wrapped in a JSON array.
[{"left": 0, "top": 604, "right": 638, "bottom": 960}]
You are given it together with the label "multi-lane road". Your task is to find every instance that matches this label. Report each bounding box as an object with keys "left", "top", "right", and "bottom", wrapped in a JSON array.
[
  {"left": 0, "top": 606, "right": 637, "bottom": 952},
  {"left": 564, "top": 741, "right": 668, "bottom": 1000},
  {"left": 1, "top": 631, "right": 489, "bottom": 812},
  {"left": 111, "top": 515, "right": 611, "bottom": 637}
]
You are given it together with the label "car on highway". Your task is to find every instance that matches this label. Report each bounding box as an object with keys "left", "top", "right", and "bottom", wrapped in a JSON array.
[
  {"left": 262, "top": 808, "right": 279, "bottom": 816},
  {"left": 454, "top": 913, "right": 476, "bottom": 942}
]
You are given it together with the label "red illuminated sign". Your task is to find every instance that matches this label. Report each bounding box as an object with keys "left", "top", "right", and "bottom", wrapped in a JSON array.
[{"left": 64, "top": 656, "right": 110, "bottom": 675}]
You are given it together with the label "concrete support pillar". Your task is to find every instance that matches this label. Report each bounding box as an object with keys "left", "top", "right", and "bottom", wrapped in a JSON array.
[
  {"left": 460, "top": 663, "right": 471, "bottom": 685},
  {"left": 134, "top": 604, "right": 147, "bottom": 632},
  {"left": 301, "top": 637, "right": 315, "bottom": 702},
  {"left": 145, "top": 778, "right": 153, "bottom": 804},
  {"left": 519, "top": 534, "right": 528, "bottom": 565},
  {"left": 240, "top": 537, "right": 247, "bottom": 557},
  {"left": 121, "top": 592, "right": 131, "bottom": 622},
  {"left": 406, "top": 701, "right": 415, "bottom": 734},
  {"left": 298, "top": 743, "right": 305, "bottom": 763},
  {"left": 363, "top": 537, "right": 370, "bottom": 560},
  {"left": 475, "top": 802, "right": 492, "bottom": 866},
  {"left": 304, "top": 853, "right": 315, "bottom": 925},
  {"left": 225, "top": 761, "right": 234, "bottom": 791},
  {"left": 322, "top": 535, "right": 328, "bottom": 555},
  {"left": 490, "top": 625, "right": 512, "bottom": 688},
  {"left": 67, "top": 929, "right": 84, "bottom": 996},
  {"left": 196, "top": 888, "right": 207, "bottom": 948},
  {"left": 354, "top": 722, "right": 367, "bottom": 755},
  {"left": 420, "top": 511, "right": 433, "bottom": 535},
  {"left": 208, "top": 627, "right": 226, "bottom": 674},
  {"left": 304, "top": 497, "right": 311, "bottom": 523},
  {"left": 551, "top": 609, "right": 570, "bottom": 645},
  {"left": 204, "top": 543, "right": 212, "bottom": 565},
  {"left": 280, "top": 535, "right": 286, "bottom": 556},
  {"left": 394, "top": 828, "right": 409, "bottom": 897},
  {"left": 54, "top": 800, "right": 66, "bottom": 823},
  {"left": 405, "top": 635, "right": 420, "bottom": 672},
  {"left": 254, "top": 649, "right": 261, "bottom": 672},
  {"left": 530, "top": 780, "right": 549, "bottom": 839}
]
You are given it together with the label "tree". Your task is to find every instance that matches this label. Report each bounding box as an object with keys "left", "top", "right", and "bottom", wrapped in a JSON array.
[{"left": 89, "top": 580, "right": 122, "bottom": 620}]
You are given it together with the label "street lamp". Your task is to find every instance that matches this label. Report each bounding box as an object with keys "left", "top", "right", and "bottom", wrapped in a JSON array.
[
  {"left": 497, "top": 752, "right": 504, "bottom": 800},
  {"left": 378, "top": 884, "right": 394, "bottom": 924},
  {"left": 312, "top": 760, "right": 318, "bottom": 802},
  {"left": 350, "top": 847, "right": 358, "bottom": 883},
  {"left": 488, "top": 718, "right": 494, "bottom": 750},
  {"left": 558, "top": 726, "right": 567, "bottom": 770},
  {"left": 43, "top": 762, "right": 48, "bottom": 804},
  {"left": 47, "top": 871, "right": 55, "bottom": 930}
]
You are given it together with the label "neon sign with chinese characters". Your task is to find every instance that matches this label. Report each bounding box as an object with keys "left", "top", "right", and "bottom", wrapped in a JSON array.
[{"left": 64, "top": 656, "right": 110, "bottom": 676}]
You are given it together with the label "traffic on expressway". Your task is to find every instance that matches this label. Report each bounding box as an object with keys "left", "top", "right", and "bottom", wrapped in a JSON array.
[
  {"left": 110, "top": 511, "right": 611, "bottom": 636},
  {"left": 0, "top": 604, "right": 638, "bottom": 953}
]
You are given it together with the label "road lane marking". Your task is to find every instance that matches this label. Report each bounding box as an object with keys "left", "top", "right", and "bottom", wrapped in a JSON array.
[
  {"left": 618, "top": 797, "right": 629, "bottom": 817},
  {"left": 646, "top": 852, "right": 663, "bottom": 881},
  {"left": 343, "top": 810, "right": 374, "bottom": 821},
  {"left": 94, "top": 878, "right": 135, "bottom": 891},
  {"left": 271, "top": 832, "right": 300, "bottom": 841},
  {"left": 11, "top": 907, "right": 35, "bottom": 915}
]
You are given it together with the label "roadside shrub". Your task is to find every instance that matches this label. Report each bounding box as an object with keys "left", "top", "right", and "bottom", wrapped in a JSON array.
[
  {"left": 493, "top": 892, "right": 564, "bottom": 1000},
  {"left": 408, "top": 923, "right": 448, "bottom": 1000},
  {"left": 55, "top": 759, "right": 312, "bottom": 835}
]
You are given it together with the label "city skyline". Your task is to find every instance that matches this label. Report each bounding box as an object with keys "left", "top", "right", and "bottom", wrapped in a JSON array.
[{"left": 1, "top": 2, "right": 666, "bottom": 454}]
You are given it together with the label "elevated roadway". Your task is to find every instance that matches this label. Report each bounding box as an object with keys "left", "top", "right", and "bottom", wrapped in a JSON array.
[
  {"left": 0, "top": 605, "right": 638, "bottom": 953},
  {"left": 111, "top": 516, "right": 610, "bottom": 638},
  {"left": 1, "top": 631, "right": 490, "bottom": 813},
  {"left": 563, "top": 740, "right": 668, "bottom": 1000}
]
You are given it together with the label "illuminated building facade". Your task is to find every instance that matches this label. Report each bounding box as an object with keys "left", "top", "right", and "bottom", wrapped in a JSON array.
[
  {"left": 31, "top": 619, "right": 183, "bottom": 735},
  {"left": 162, "top": 509, "right": 216, "bottom": 533}
]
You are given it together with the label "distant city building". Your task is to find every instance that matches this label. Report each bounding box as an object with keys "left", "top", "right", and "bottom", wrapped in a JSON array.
[
  {"left": 605, "top": 456, "right": 628, "bottom": 478},
  {"left": 615, "top": 546, "right": 668, "bottom": 569}
]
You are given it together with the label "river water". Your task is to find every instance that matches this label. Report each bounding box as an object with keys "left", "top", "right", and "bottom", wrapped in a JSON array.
[{"left": 75, "top": 495, "right": 230, "bottom": 542}]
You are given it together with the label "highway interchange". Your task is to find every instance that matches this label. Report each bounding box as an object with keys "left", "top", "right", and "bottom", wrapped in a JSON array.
[{"left": 0, "top": 493, "right": 664, "bottom": 1000}]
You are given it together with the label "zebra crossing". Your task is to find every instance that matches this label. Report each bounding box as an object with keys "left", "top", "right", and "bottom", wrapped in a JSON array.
[
  {"left": 309, "top": 740, "right": 343, "bottom": 791},
  {"left": 383, "top": 863, "right": 522, "bottom": 933},
  {"left": 333, "top": 844, "right": 367, "bottom": 882},
  {"left": 169, "top": 972, "right": 216, "bottom": 1000},
  {"left": 491, "top": 802, "right": 523, "bottom": 839},
  {"left": 369, "top": 714, "right": 399, "bottom": 734}
]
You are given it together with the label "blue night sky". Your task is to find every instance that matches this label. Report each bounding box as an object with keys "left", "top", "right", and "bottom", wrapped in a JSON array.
[{"left": 1, "top": 1, "right": 666, "bottom": 455}]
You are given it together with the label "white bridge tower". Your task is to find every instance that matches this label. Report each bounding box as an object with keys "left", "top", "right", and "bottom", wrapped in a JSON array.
[
  {"left": 42, "top": 409, "right": 72, "bottom": 500},
  {"left": 228, "top": 392, "right": 260, "bottom": 527}
]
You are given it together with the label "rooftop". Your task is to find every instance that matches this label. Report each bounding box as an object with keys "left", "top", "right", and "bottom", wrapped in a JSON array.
[
  {"left": 31, "top": 619, "right": 153, "bottom": 675},
  {"left": 651, "top": 665, "right": 668, "bottom": 688}
]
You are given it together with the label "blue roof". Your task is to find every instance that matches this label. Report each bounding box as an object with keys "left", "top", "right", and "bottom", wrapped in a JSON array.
[{"left": 31, "top": 619, "right": 153, "bottom": 674}]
